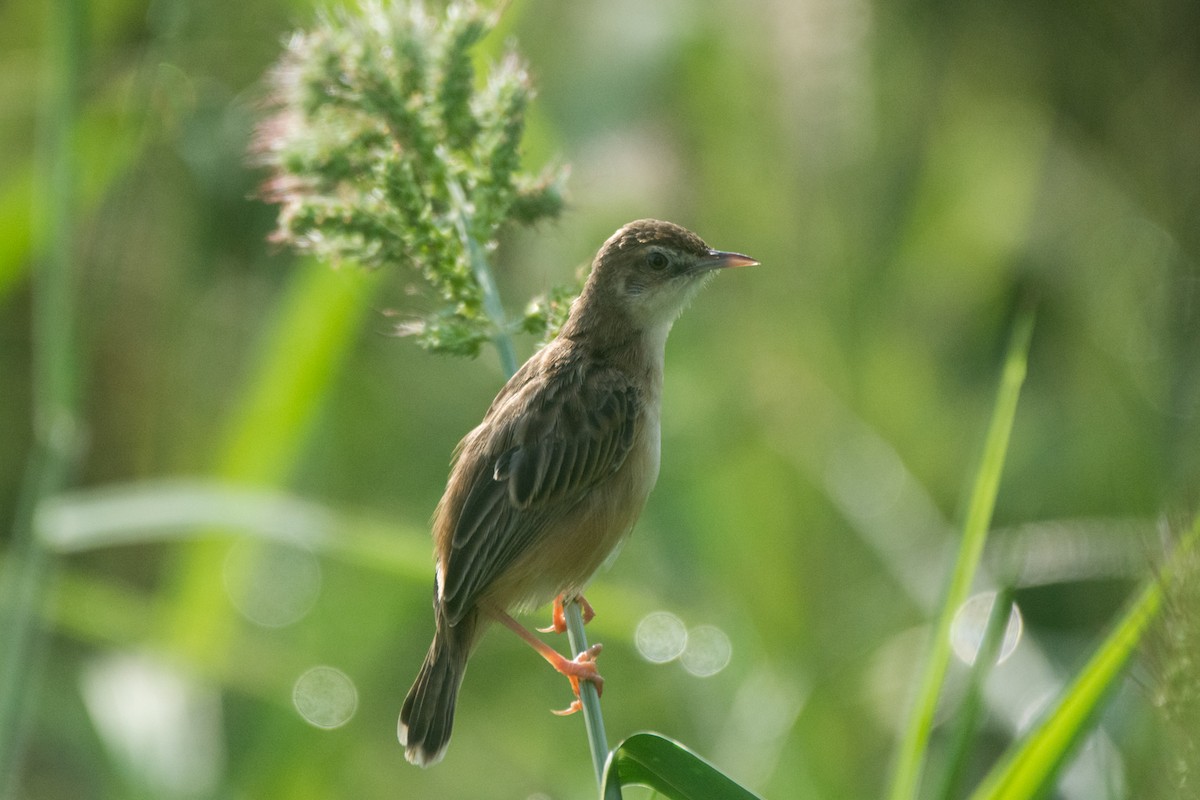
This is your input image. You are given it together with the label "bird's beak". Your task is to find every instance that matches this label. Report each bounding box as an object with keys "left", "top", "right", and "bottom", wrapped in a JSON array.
[{"left": 696, "top": 249, "right": 760, "bottom": 272}]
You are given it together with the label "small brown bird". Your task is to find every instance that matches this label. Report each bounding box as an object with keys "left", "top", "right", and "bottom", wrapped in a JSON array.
[{"left": 399, "top": 219, "right": 757, "bottom": 766}]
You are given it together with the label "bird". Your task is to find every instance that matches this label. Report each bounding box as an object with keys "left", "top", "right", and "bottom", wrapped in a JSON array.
[{"left": 398, "top": 218, "right": 758, "bottom": 766}]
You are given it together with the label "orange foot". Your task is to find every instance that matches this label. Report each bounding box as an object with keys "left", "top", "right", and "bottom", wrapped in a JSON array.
[
  {"left": 493, "top": 609, "right": 604, "bottom": 715},
  {"left": 537, "top": 594, "right": 596, "bottom": 634},
  {"left": 550, "top": 643, "right": 604, "bottom": 716}
]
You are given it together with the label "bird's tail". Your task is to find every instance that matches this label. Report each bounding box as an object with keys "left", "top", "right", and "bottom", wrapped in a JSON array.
[{"left": 398, "top": 612, "right": 476, "bottom": 767}]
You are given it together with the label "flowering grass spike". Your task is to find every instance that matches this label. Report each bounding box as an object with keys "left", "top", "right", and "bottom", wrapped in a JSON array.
[{"left": 256, "top": 0, "right": 570, "bottom": 357}]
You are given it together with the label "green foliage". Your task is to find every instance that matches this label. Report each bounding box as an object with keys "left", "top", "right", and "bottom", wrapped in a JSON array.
[
  {"left": 256, "top": 0, "right": 569, "bottom": 357},
  {"left": 886, "top": 309, "right": 1197, "bottom": 799},
  {"left": 0, "top": 0, "right": 85, "bottom": 782},
  {"left": 889, "top": 309, "right": 1034, "bottom": 800},
  {"left": 1146, "top": 539, "right": 1200, "bottom": 794},
  {"left": 602, "top": 733, "right": 764, "bottom": 800},
  {"left": 3, "top": 0, "right": 1199, "bottom": 797},
  {"left": 971, "top": 525, "right": 1200, "bottom": 800},
  {"left": 522, "top": 279, "right": 580, "bottom": 344}
]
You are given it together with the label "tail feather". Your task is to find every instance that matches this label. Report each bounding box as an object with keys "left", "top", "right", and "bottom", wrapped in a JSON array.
[{"left": 399, "top": 612, "right": 475, "bottom": 767}]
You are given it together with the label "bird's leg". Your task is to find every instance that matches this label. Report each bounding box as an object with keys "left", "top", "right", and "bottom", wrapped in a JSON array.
[
  {"left": 536, "top": 596, "right": 568, "bottom": 634},
  {"left": 492, "top": 608, "right": 603, "bottom": 715},
  {"left": 536, "top": 594, "right": 596, "bottom": 634}
]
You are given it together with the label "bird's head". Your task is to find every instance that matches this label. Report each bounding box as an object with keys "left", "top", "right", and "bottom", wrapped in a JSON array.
[{"left": 573, "top": 219, "right": 758, "bottom": 336}]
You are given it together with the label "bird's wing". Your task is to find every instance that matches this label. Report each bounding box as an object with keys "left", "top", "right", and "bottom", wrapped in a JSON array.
[{"left": 439, "top": 366, "right": 638, "bottom": 624}]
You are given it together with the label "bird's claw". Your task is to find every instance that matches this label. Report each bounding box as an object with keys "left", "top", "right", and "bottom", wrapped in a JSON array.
[
  {"left": 578, "top": 596, "right": 596, "bottom": 625},
  {"left": 552, "top": 700, "right": 583, "bottom": 716},
  {"left": 562, "top": 643, "right": 604, "bottom": 693},
  {"left": 538, "top": 594, "right": 596, "bottom": 634},
  {"left": 535, "top": 618, "right": 563, "bottom": 635},
  {"left": 549, "top": 643, "right": 604, "bottom": 715}
]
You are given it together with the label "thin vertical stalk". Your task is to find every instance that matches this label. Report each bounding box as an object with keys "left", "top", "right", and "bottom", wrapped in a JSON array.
[
  {"left": 888, "top": 308, "right": 1035, "bottom": 800},
  {"left": 935, "top": 586, "right": 1015, "bottom": 800},
  {"left": 565, "top": 600, "right": 609, "bottom": 785},
  {"left": 0, "top": 0, "right": 85, "bottom": 791},
  {"left": 465, "top": 223, "right": 610, "bottom": 787},
  {"left": 447, "top": 176, "right": 518, "bottom": 377}
]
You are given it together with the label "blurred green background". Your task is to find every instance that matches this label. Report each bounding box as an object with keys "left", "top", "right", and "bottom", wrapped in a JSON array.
[{"left": 2, "top": 0, "right": 1199, "bottom": 798}]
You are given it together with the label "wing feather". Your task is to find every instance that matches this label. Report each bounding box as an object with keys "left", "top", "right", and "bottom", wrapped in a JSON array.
[{"left": 439, "top": 361, "right": 639, "bottom": 624}]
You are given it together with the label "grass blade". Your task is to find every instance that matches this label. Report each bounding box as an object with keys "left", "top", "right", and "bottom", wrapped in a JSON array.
[
  {"left": 0, "top": 0, "right": 86, "bottom": 789},
  {"left": 888, "top": 307, "right": 1035, "bottom": 800},
  {"left": 164, "top": 261, "right": 378, "bottom": 662},
  {"left": 969, "top": 519, "right": 1199, "bottom": 799},
  {"left": 34, "top": 480, "right": 433, "bottom": 580},
  {"left": 935, "top": 586, "right": 1016, "bottom": 799}
]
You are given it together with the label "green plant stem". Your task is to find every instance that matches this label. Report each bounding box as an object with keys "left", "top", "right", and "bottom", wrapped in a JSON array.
[
  {"left": 935, "top": 586, "right": 1014, "bottom": 800},
  {"left": 447, "top": 175, "right": 518, "bottom": 376},
  {"left": 565, "top": 599, "right": 609, "bottom": 785},
  {"left": 467, "top": 223, "right": 610, "bottom": 788},
  {"left": 0, "top": 0, "right": 85, "bottom": 791},
  {"left": 888, "top": 308, "right": 1035, "bottom": 800}
]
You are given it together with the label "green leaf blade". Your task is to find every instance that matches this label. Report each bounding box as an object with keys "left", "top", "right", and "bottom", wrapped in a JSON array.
[
  {"left": 970, "top": 521, "right": 1199, "bottom": 800},
  {"left": 602, "top": 732, "right": 764, "bottom": 800},
  {"left": 888, "top": 307, "right": 1036, "bottom": 800}
]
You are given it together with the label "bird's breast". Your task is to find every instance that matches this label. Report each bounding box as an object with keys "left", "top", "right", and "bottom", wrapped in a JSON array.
[{"left": 630, "top": 402, "right": 661, "bottom": 503}]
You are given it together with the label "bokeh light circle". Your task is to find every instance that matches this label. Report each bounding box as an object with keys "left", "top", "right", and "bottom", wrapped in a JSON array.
[
  {"left": 635, "top": 611, "right": 688, "bottom": 664},
  {"left": 949, "top": 591, "right": 1024, "bottom": 666},
  {"left": 680, "top": 625, "right": 732, "bottom": 677},
  {"left": 293, "top": 666, "right": 358, "bottom": 729},
  {"left": 224, "top": 541, "right": 321, "bottom": 629}
]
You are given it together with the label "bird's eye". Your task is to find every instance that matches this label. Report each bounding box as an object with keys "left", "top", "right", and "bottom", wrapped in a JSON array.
[{"left": 646, "top": 251, "right": 669, "bottom": 270}]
